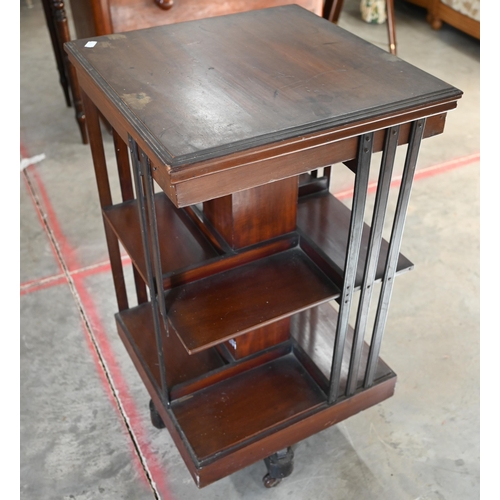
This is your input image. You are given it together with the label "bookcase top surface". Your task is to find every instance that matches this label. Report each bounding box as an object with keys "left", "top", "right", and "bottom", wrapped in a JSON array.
[{"left": 66, "top": 5, "right": 461, "bottom": 168}]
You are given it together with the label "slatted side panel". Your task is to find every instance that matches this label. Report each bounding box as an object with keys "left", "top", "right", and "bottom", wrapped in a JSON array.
[
  {"left": 129, "top": 136, "right": 170, "bottom": 404},
  {"left": 328, "top": 119, "right": 426, "bottom": 403}
]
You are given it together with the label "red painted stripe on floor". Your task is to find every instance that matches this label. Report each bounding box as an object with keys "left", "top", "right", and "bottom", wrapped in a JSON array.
[
  {"left": 20, "top": 275, "right": 67, "bottom": 296},
  {"left": 21, "top": 171, "right": 66, "bottom": 276},
  {"left": 72, "top": 272, "right": 172, "bottom": 499},
  {"left": 21, "top": 143, "right": 173, "bottom": 500},
  {"left": 25, "top": 164, "right": 80, "bottom": 271},
  {"left": 334, "top": 153, "right": 479, "bottom": 200},
  {"left": 20, "top": 255, "right": 133, "bottom": 296}
]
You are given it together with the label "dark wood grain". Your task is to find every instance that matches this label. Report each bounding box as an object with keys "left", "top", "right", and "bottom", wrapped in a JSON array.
[
  {"left": 46, "top": 0, "right": 88, "bottom": 143},
  {"left": 83, "top": 91, "right": 128, "bottom": 310},
  {"left": 223, "top": 318, "right": 291, "bottom": 360},
  {"left": 112, "top": 129, "right": 149, "bottom": 304},
  {"left": 65, "top": 6, "right": 461, "bottom": 168},
  {"left": 108, "top": 0, "right": 323, "bottom": 33},
  {"left": 164, "top": 112, "right": 450, "bottom": 207},
  {"left": 297, "top": 191, "right": 414, "bottom": 288},
  {"left": 291, "top": 302, "right": 393, "bottom": 393},
  {"left": 72, "top": 5, "right": 461, "bottom": 489},
  {"left": 41, "top": 0, "right": 71, "bottom": 106},
  {"left": 189, "top": 375, "right": 396, "bottom": 486},
  {"left": 172, "top": 342, "right": 292, "bottom": 400},
  {"left": 57, "top": 0, "right": 322, "bottom": 142},
  {"left": 204, "top": 177, "right": 298, "bottom": 249},
  {"left": 103, "top": 191, "right": 219, "bottom": 284},
  {"left": 104, "top": 193, "right": 302, "bottom": 290},
  {"left": 171, "top": 354, "right": 326, "bottom": 461},
  {"left": 68, "top": 0, "right": 113, "bottom": 37},
  {"left": 116, "top": 302, "right": 225, "bottom": 390},
  {"left": 165, "top": 248, "right": 340, "bottom": 354}
]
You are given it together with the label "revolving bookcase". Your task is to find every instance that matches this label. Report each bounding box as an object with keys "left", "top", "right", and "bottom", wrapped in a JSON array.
[{"left": 65, "top": 5, "right": 462, "bottom": 489}]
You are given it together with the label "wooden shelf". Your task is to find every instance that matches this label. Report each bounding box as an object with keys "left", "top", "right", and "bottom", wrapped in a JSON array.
[
  {"left": 116, "top": 302, "right": 226, "bottom": 391},
  {"left": 164, "top": 247, "right": 341, "bottom": 354},
  {"left": 291, "top": 302, "right": 393, "bottom": 394},
  {"left": 103, "top": 192, "right": 220, "bottom": 285},
  {"left": 297, "top": 191, "right": 414, "bottom": 288},
  {"left": 117, "top": 299, "right": 396, "bottom": 469},
  {"left": 171, "top": 353, "right": 326, "bottom": 462},
  {"left": 170, "top": 313, "right": 395, "bottom": 464}
]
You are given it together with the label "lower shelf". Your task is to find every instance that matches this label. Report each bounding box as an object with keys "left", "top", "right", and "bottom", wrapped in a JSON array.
[
  {"left": 162, "top": 347, "right": 396, "bottom": 487},
  {"left": 171, "top": 353, "right": 326, "bottom": 462},
  {"left": 116, "top": 300, "right": 397, "bottom": 487},
  {"left": 116, "top": 302, "right": 226, "bottom": 392}
]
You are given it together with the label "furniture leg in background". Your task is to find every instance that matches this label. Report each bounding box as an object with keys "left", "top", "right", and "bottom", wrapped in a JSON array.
[
  {"left": 41, "top": 0, "right": 71, "bottom": 107},
  {"left": 323, "top": 0, "right": 398, "bottom": 55},
  {"left": 41, "top": 0, "right": 88, "bottom": 144},
  {"left": 427, "top": 0, "right": 480, "bottom": 39}
]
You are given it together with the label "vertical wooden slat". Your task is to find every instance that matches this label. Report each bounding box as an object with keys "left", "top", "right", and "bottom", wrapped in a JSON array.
[
  {"left": 82, "top": 91, "right": 128, "bottom": 311},
  {"left": 328, "top": 132, "right": 373, "bottom": 404},
  {"left": 346, "top": 126, "right": 400, "bottom": 396},
  {"left": 113, "top": 129, "right": 135, "bottom": 202},
  {"left": 364, "top": 119, "right": 426, "bottom": 388},
  {"left": 324, "top": 166, "right": 332, "bottom": 190},
  {"left": 112, "top": 129, "right": 148, "bottom": 305}
]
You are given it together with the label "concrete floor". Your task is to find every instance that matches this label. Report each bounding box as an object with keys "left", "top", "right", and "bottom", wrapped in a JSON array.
[{"left": 20, "top": 1, "right": 480, "bottom": 499}]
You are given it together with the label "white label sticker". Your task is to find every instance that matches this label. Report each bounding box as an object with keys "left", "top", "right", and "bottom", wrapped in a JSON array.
[
  {"left": 228, "top": 339, "right": 237, "bottom": 349},
  {"left": 85, "top": 41, "right": 97, "bottom": 48}
]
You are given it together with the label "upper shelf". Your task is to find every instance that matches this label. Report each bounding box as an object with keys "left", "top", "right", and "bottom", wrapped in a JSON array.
[
  {"left": 103, "top": 192, "right": 220, "bottom": 285},
  {"left": 297, "top": 191, "right": 413, "bottom": 287}
]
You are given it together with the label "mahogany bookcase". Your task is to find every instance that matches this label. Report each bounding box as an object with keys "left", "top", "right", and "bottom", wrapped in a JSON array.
[{"left": 65, "top": 5, "right": 462, "bottom": 489}]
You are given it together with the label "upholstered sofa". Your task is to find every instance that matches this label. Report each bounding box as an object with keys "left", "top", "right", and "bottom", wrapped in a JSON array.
[
  {"left": 405, "top": 0, "right": 479, "bottom": 39},
  {"left": 428, "top": 0, "right": 480, "bottom": 39}
]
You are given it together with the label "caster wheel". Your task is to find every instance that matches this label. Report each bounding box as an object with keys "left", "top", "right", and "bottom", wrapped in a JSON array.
[
  {"left": 263, "top": 446, "right": 293, "bottom": 488},
  {"left": 149, "top": 399, "right": 165, "bottom": 429},
  {"left": 263, "top": 473, "right": 282, "bottom": 488}
]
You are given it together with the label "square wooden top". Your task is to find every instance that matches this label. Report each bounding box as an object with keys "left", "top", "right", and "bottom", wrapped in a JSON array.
[{"left": 66, "top": 5, "right": 461, "bottom": 170}]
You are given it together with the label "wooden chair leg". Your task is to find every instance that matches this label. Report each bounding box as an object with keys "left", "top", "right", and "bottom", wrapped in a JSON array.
[
  {"left": 324, "top": 0, "right": 397, "bottom": 56},
  {"left": 386, "top": 0, "right": 397, "bottom": 55},
  {"left": 323, "top": 0, "right": 345, "bottom": 23},
  {"left": 47, "top": 0, "right": 88, "bottom": 144},
  {"left": 41, "top": 0, "right": 71, "bottom": 107}
]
